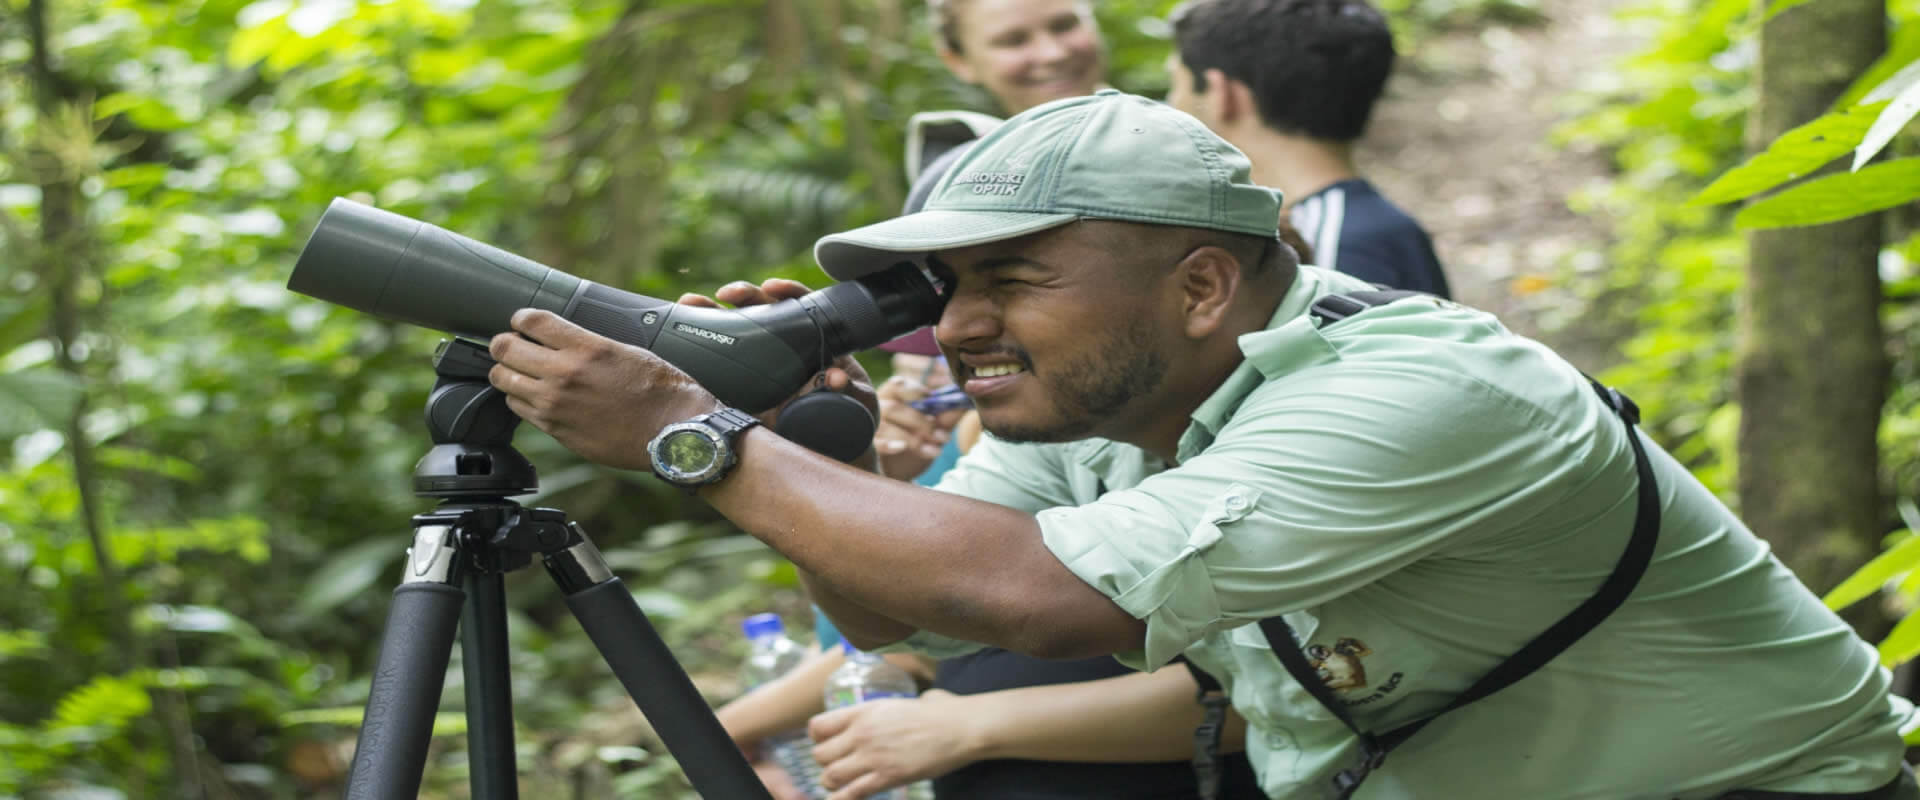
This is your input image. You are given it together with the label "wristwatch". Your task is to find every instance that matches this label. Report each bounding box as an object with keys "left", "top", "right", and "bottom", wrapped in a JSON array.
[{"left": 647, "top": 407, "right": 761, "bottom": 489}]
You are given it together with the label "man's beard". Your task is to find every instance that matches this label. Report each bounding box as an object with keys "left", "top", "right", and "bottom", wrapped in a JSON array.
[{"left": 985, "top": 317, "right": 1169, "bottom": 444}]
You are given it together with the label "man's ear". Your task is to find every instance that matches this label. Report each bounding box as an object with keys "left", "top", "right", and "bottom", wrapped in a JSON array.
[
  {"left": 1174, "top": 246, "right": 1242, "bottom": 339},
  {"left": 939, "top": 46, "right": 978, "bottom": 85},
  {"left": 1202, "top": 68, "right": 1241, "bottom": 126}
]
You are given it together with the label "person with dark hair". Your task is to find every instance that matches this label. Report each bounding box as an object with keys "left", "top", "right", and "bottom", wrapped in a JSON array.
[
  {"left": 491, "top": 91, "right": 1917, "bottom": 800},
  {"left": 1167, "top": 0, "right": 1451, "bottom": 298}
]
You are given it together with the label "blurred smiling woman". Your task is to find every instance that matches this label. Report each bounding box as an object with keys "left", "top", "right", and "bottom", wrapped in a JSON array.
[{"left": 930, "top": 0, "right": 1108, "bottom": 115}]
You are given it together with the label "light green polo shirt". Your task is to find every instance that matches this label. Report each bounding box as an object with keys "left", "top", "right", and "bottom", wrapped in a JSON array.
[{"left": 900, "top": 265, "right": 1915, "bottom": 799}]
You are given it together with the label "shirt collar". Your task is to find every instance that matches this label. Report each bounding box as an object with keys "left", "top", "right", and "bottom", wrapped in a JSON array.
[{"left": 1174, "top": 267, "right": 1343, "bottom": 462}]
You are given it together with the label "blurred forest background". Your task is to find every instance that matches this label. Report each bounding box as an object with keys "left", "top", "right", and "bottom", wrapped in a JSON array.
[{"left": 1, "top": 0, "right": 1918, "bottom": 796}]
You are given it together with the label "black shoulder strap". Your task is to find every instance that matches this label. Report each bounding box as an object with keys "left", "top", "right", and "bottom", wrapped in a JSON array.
[
  {"left": 1174, "top": 655, "right": 1229, "bottom": 800},
  {"left": 1260, "top": 291, "right": 1663, "bottom": 798}
]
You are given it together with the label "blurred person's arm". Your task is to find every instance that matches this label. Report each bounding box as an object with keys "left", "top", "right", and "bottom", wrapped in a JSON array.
[
  {"left": 873, "top": 374, "right": 968, "bottom": 481},
  {"left": 717, "top": 646, "right": 844, "bottom": 747},
  {"left": 808, "top": 668, "right": 1246, "bottom": 800}
]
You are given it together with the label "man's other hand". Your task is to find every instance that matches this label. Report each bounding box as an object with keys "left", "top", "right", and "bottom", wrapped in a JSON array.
[{"left": 680, "top": 279, "right": 879, "bottom": 444}]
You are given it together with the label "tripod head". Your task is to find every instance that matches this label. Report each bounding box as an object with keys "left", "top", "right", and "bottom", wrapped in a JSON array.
[{"left": 415, "top": 338, "right": 537, "bottom": 499}]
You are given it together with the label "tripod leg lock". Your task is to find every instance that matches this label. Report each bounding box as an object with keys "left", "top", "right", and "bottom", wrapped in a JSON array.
[
  {"left": 544, "top": 522, "right": 614, "bottom": 594},
  {"left": 404, "top": 524, "right": 463, "bottom": 586}
]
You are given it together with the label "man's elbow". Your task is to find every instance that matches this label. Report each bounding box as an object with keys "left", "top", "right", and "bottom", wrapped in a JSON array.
[{"left": 840, "top": 629, "right": 909, "bottom": 652}]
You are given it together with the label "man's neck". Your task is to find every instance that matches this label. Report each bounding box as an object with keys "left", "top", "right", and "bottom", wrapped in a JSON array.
[
  {"left": 1123, "top": 288, "right": 1293, "bottom": 464},
  {"left": 1231, "top": 129, "right": 1359, "bottom": 210}
]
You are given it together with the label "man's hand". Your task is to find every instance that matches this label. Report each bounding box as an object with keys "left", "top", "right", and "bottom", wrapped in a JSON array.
[
  {"left": 678, "top": 279, "right": 878, "bottom": 438},
  {"left": 873, "top": 376, "right": 968, "bottom": 481},
  {"left": 808, "top": 690, "right": 980, "bottom": 800},
  {"left": 488, "top": 310, "right": 718, "bottom": 471}
]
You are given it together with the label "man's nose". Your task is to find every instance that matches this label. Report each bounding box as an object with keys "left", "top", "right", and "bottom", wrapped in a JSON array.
[{"left": 934, "top": 291, "right": 1000, "bottom": 350}]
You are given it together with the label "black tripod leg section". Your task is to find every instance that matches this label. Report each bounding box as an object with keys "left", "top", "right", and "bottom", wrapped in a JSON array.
[
  {"left": 462, "top": 571, "right": 518, "bottom": 800},
  {"left": 548, "top": 534, "right": 774, "bottom": 800},
  {"left": 347, "top": 582, "right": 465, "bottom": 800}
]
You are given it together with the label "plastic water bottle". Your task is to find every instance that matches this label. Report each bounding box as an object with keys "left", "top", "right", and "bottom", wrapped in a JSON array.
[
  {"left": 823, "top": 641, "right": 933, "bottom": 800},
  {"left": 741, "top": 613, "right": 826, "bottom": 799}
]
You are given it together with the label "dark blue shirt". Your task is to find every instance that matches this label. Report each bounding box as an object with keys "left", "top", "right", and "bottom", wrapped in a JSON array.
[{"left": 1290, "top": 178, "right": 1452, "bottom": 298}]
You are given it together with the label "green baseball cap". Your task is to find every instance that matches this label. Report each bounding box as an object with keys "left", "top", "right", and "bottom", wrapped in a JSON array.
[{"left": 814, "top": 90, "right": 1284, "bottom": 280}]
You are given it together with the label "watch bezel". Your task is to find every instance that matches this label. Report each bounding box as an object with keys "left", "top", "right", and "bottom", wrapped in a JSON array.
[{"left": 647, "top": 408, "right": 758, "bottom": 488}]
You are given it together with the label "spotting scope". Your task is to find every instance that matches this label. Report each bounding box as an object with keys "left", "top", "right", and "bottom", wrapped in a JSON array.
[{"left": 287, "top": 198, "right": 947, "bottom": 414}]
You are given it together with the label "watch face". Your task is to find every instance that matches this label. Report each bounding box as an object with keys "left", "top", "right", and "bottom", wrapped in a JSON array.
[{"left": 658, "top": 428, "right": 721, "bottom": 479}]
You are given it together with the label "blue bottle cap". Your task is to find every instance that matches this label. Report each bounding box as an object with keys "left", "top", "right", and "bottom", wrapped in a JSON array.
[{"left": 742, "top": 613, "right": 785, "bottom": 640}]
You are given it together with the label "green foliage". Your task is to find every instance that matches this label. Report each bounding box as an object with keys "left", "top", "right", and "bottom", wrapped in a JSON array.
[
  {"left": 1734, "top": 157, "right": 1920, "bottom": 228},
  {"left": 1691, "top": 102, "right": 1885, "bottom": 206}
]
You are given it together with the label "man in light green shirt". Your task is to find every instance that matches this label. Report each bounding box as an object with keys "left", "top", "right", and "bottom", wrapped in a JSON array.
[{"left": 487, "top": 91, "right": 1916, "bottom": 798}]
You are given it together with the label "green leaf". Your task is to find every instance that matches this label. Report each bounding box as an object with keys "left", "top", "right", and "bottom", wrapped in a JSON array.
[
  {"left": 49, "top": 673, "right": 153, "bottom": 737},
  {"left": 1852, "top": 58, "right": 1920, "bottom": 171},
  {"left": 92, "top": 92, "right": 191, "bottom": 132},
  {"left": 291, "top": 537, "right": 399, "bottom": 623},
  {"left": 1692, "top": 104, "right": 1885, "bottom": 206},
  {"left": 0, "top": 369, "right": 83, "bottom": 437},
  {"left": 1880, "top": 609, "right": 1920, "bottom": 667},
  {"left": 1841, "top": 27, "right": 1920, "bottom": 107},
  {"left": 1824, "top": 529, "right": 1920, "bottom": 612},
  {"left": 1734, "top": 158, "right": 1920, "bottom": 229}
]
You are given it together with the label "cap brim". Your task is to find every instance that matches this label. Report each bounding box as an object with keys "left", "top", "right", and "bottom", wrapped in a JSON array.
[{"left": 815, "top": 209, "right": 1079, "bottom": 280}]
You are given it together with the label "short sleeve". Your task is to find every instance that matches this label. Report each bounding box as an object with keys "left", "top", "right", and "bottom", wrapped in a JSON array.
[
  {"left": 927, "top": 433, "right": 1079, "bottom": 513},
  {"left": 1036, "top": 369, "right": 1594, "bottom": 668}
]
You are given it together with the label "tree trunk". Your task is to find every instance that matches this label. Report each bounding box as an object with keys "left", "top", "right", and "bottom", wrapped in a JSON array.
[{"left": 1736, "top": 0, "right": 1888, "bottom": 628}]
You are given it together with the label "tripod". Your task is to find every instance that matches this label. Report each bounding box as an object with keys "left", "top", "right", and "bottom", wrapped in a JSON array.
[{"left": 343, "top": 338, "right": 773, "bottom": 800}]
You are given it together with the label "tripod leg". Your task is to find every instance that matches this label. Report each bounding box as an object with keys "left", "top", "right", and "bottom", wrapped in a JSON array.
[
  {"left": 546, "top": 531, "right": 776, "bottom": 800},
  {"left": 346, "top": 577, "right": 465, "bottom": 798},
  {"left": 462, "top": 571, "right": 518, "bottom": 800}
]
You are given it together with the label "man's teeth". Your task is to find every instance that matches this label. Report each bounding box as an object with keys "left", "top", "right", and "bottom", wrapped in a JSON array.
[{"left": 975, "top": 364, "right": 1025, "bottom": 378}]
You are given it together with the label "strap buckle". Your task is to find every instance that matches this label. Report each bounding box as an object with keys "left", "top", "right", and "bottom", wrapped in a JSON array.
[
  {"left": 1309, "top": 295, "right": 1370, "bottom": 327},
  {"left": 1330, "top": 746, "right": 1388, "bottom": 798}
]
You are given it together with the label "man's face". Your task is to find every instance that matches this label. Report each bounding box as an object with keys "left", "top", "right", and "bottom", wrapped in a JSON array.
[
  {"left": 928, "top": 222, "right": 1172, "bottom": 444},
  {"left": 943, "top": 0, "right": 1107, "bottom": 115}
]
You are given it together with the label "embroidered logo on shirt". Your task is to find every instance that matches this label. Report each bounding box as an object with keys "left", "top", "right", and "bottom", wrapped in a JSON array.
[
  {"left": 1307, "top": 637, "right": 1408, "bottom": 707},
  {"left": 1309, "top": 637, "right": 1373, "bottom": 689}
]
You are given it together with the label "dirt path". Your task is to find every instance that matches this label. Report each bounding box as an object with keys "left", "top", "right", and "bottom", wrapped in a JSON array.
[{"left": 1359, "top": 0, "right": 1648, "bottom": 368}]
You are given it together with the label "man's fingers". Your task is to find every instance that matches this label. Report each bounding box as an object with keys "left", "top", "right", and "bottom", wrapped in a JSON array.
[
  {"left": 489, "top": 333, "right": 573, "bottom": 381},
  {"left": 509, "top": 308, "right": 598, "bottom": 348},
  {"left": 762, "top": 278, "right": 812, "bottom": 300},
  {"left": 678, "top": 292, "right": 722, "bottom": 309},
  {"left": 715, "top": 281, "right": 775, "bottom": 307}
]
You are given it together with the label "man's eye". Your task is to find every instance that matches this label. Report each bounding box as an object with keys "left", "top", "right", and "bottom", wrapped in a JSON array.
[{"left": 1049, "top": 17, "right": 1079, "bottom": 33}]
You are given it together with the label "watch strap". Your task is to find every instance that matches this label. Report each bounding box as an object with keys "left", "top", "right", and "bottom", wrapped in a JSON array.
[{"left": 701, "top": 406, "right": 761, "bottom": 439}]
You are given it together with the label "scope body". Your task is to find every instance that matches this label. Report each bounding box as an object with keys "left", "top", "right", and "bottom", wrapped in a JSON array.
[{"left": 288, "top": 198, "right": 944, "bottom": 413}]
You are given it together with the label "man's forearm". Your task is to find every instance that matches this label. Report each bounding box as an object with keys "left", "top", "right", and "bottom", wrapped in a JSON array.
[{"left": 702, "top": 428, "right": 1144, "bottom": 659}]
